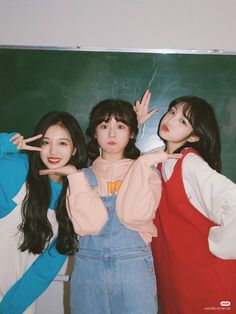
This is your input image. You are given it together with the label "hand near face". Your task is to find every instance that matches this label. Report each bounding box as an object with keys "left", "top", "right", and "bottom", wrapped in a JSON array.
[
  {"left": 167, "top": 153, "right": 183, "bottom": 159},
  {"left": 39, "top": 165, "right": 78, "bottom": 177},
  {"left": 134, "top": 89, "right": 158, "bottom": 126},
  {"left": 10, "top": 133, "right": 42, "bottom": 151}
]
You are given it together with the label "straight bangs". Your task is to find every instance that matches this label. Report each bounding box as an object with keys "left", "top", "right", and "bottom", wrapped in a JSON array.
[
  {"left": 86, "top": 98, "right": 140, "bottom": 161},
  {"left": 169, "top": 99, "right": 195, "bottom": 127},
  {"left": 96, "top": 107, "right": 131, "bottom": 127}
]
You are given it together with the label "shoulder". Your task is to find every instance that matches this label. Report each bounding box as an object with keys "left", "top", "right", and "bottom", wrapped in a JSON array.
[
  {"left": 0, "top": 153, "right": 29, "bottom": 208},
  {"left": 182, "top": 151, "right": 220, "bottom": 186},
  {"left": 182, "top": 150, "right": 210, "bottom": 172}
]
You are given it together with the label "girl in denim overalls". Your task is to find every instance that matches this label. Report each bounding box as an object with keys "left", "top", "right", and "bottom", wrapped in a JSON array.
[{"left": 65, "top": 99, "right": 171, "bottom": 314}]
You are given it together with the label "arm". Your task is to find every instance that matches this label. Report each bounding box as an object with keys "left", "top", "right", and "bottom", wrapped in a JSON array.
[
  {"left": 0, "top": 132, "right": 42, "bottom": 218},
  {"left": 116, "top": 151, "right": 167, "bottom": 242},
  {"left": 183, "top": 153, "right": 236, "bottom": 259},
  {"left": 0, "top": 239, "right": 67, "bottom": 314},
  {"left": 0, "top": 133, "right": 18, "bottom": 156},
  {"left": 0, "top": 133, "right": 28, "bottom": 218},
  {"left": 134, "top": 90, "right": 164, "bottom": 153},
  {"left": 66, "top": 170, "right": 108, "bottom": 236}
]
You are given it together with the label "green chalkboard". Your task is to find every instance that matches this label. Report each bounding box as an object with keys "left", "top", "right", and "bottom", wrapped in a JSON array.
[{"left": 0, "top": 48, "right": 236, "bottom": 181}]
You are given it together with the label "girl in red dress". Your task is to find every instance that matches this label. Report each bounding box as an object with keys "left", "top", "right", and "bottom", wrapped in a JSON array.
[{"left": 151, "top": 95, "right": 236, "bottom": 314}]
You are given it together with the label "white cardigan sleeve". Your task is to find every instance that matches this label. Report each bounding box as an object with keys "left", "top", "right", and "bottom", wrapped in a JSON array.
[{"left": 182, "top": 153, "right": 236, "bottom": 259}]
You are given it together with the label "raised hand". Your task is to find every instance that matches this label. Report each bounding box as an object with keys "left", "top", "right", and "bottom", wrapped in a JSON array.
[
  {"left": 39, "top": 165, "right": 78, "bottom": 177},
  {"left": 10, "top": 133, "right": 42, "bottom": 152},
  {"left": 133, "top": 89, "right": 158, "bottom": 126}
]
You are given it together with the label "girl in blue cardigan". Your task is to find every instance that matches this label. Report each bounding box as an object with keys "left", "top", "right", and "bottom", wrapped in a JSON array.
[{"left": 0, "top": 111, "right": 87, "bottom": 314}]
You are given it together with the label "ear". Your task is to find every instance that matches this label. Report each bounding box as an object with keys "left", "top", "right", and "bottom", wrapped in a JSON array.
[
  {"left": 72, "top": 147, "right": 77, "bottom": 156},
  {"left": 187, "top": 135, "right": 199, "bottom": 143},
  {"left": 129, "top": 132, "right": 135, "bottom": 139}
]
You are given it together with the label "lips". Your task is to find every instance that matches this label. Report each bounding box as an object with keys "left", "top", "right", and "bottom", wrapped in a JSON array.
[
  {"left": 47, "top": 157, "right": 61, "bottom": 164},
  {"left": 107, "top": 141, "right": 116, "bottom": 145},
  {"left": 162, "top": 124, "right": 169, "bottom": 132}
]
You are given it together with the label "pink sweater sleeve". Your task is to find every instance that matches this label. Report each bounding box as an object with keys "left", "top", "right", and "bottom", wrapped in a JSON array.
[
  {"left": 116, "top": 151, "right": 167, "bottom": 243},
  {"left": 66, "top": 171, "right": 108, "bottom": 236}
]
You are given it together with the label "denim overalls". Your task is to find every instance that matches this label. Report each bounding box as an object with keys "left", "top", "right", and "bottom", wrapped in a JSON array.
[{"left": 70, "top": 167, "right": 157, "bottom": 314}]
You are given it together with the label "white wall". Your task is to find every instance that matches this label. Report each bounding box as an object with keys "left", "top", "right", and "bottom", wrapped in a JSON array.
[{"left": 0, "top": 0, "right": 236, "bottom": 51}]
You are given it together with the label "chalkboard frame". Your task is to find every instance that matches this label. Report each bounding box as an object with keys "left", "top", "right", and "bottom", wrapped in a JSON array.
[{"left": 0, "top": 45, "right": 235, "bottom": 181}]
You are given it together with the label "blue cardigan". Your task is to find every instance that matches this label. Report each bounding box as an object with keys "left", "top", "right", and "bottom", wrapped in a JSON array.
[{"left": 0, "top": 133, "right": 67, "bottom": 314}]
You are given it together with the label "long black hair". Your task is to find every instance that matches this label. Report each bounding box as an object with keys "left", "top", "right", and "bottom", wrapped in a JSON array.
[
  {"left": 19, "top": 111, "right": 87, "bottom": 255},
  {"left": 86, "top": 99, "right": 140, "bottom": 162},
  {"left": 159, "top": 96, "right": 221, "bottom": 172}
]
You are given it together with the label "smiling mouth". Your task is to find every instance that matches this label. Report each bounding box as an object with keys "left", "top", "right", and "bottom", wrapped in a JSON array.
[{"left": 47, "top": 158, "right": 61, "bottom": 164}]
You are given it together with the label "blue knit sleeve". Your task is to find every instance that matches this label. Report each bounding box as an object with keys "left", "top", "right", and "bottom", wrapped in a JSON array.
[
  {"left": 0, "top": 239, "right": 67, "bottom": 314},
  {"left": 0, "top": 133, "right": 29, "bottom": 218},
  {"left": 0, "top": 133, "right": 18, "bottom": 156}
]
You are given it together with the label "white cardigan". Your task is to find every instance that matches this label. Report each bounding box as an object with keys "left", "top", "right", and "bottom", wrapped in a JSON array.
[{"left": 162, "top": 152, "right": 236, "bottom": 260}]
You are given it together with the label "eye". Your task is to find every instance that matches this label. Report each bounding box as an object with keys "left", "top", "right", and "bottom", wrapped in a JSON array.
[
  {"left": 180, "top": 119, "right": 187, "bottom": 125},
  {"left": 117, "top": 123, "right": 126, "bottom": 129},
  {"left": 59, "top": 141, "right": 68, "bottom": 146},
  {"left": 41, "top": 139, "right": 49, "bottom": 146},
  {"left": 99, "top": 123, "right": 108, "bottom": 129},
  {"left": 169, "top": 108, "right": 175, "bottom": 115}
]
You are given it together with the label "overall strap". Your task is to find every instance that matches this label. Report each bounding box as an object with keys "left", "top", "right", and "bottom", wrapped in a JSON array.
[
  {"left": 83, "top": 167, "right": 98, "bottom": 189},
  {"left": 181, "top": 147, "right": 200, "bottom": 157},
  {"left": 173, "top": 147, "right": 201, "bottom": 177}
]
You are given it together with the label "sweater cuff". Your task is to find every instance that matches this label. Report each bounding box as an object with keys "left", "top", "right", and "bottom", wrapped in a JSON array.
[
  {"left": 140, "top": 151, "right": 167, "bottom": 166},
  {"left": 0, "top": 132, "right": 18, "bottom": 154},
  {"left": 67, "top": 171, "right": 91, "bottom": 194}
]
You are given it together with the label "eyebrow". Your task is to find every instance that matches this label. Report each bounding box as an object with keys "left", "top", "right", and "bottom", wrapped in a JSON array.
[{"left": 43, "top": 136, "right": 72, "bottom": 142}]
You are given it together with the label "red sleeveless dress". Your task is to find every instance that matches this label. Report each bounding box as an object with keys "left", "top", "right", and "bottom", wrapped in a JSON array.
[{"left": 152, "top": 148, "right": 236, "bottom": 314}]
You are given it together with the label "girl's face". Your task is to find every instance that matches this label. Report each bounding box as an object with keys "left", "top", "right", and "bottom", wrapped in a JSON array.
[
  {"left": 95, "top": 117, "right": 133, "bottom": 161},
  {"left": 159, "top": 103, "right": 199, "bottom": 153},
  {"left": 40, "top": 124, "right": 76, "bottom": 171}
]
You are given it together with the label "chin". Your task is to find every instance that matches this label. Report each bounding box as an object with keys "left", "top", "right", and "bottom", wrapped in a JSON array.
[{"left": 47, "top": 163, "right": 63, "bottom": 169}]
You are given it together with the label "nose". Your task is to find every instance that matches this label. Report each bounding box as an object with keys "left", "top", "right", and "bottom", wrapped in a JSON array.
[
  {"left": 49, "top": 143, "right": 58, "bottom": 155},
  {"left": 108, "top": 125, "right": 116, "bottom": 138},
  {"left": 168, "top": 115, "right": 177, "bottom": 126}
]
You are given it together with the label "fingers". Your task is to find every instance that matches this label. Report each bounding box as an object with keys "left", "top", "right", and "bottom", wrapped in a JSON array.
[
  {"left": 11, "top": 135, "right": 24, "bottom": 150},
  {"left": 141, "top": 89, "right": 151, "bottom": 106},
  {"left": 39, "top": 169, "right": 52, "bottom": 176},
  {"left": 167, "top": 153, "right": 183, "bottom": 159},
  {"left": 10, "top": 133, "right": 42, "bottom": 151},
  {"left": 24, "top": 134, "right": 43, "bottom": 143},
  {"left": 10, "top": 133, "right": 21, "bottom": 141},
  {"left": 147, "top": 108, "right": 158, "bottom": 118},
  {"left": 39, "top": 165, "right": 77, "bottom": 176},
  {"left": 133, "top": 101, "right": 140, "bottom": 112},
  {"left": 24, "top": 145, "right": 42, "bottom": 152},
  {"left": 24, "top": 134, "right": 43, "bottom": 151},
  {"left": 134, "top": 89, "right": 151, "bottom": 108},
  {"left": 10, "top": 133, "right": 23, "bottom": 146}
]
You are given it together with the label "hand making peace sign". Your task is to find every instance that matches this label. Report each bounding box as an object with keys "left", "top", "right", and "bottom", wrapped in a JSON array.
[
  {"left": 10, "top": 133, "right": 43, "bottom": 151},
  {"left": 133, "top": 89, "right": 158, "bottom": 126}
]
